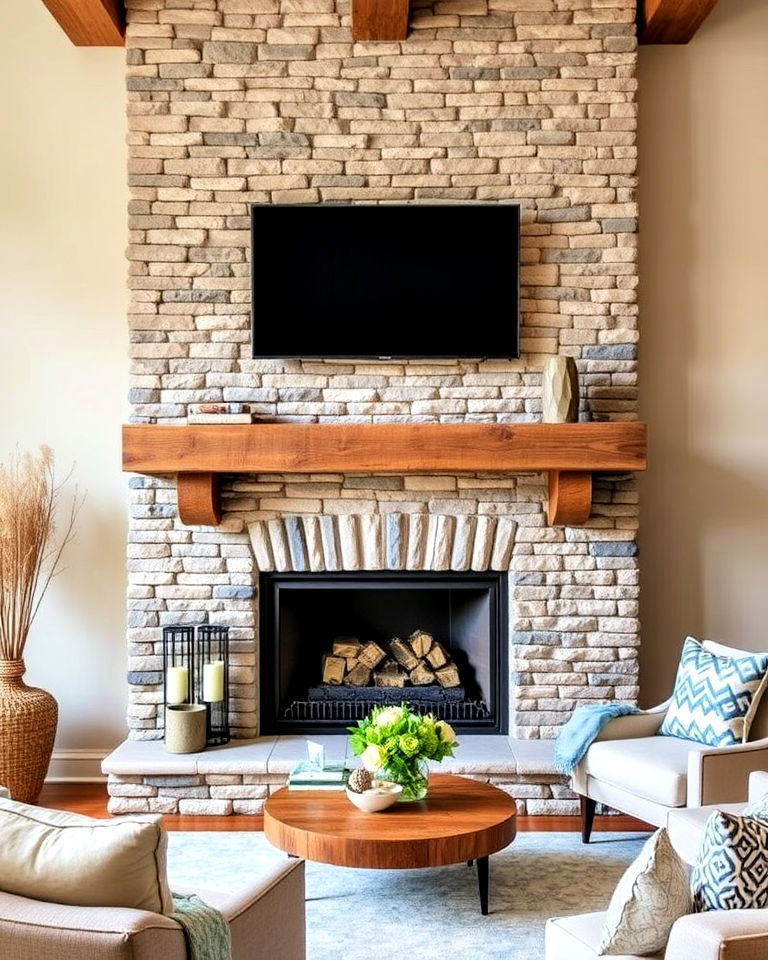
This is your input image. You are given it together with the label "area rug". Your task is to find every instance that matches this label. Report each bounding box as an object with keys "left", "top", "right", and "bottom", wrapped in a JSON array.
[{"left": 167, "top": 830, "right": 648, "bottom": 960}]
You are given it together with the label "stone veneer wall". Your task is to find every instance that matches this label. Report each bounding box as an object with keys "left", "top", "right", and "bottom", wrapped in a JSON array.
[{"left": 125, "top": 0, "right": 640, "bottom": 744}]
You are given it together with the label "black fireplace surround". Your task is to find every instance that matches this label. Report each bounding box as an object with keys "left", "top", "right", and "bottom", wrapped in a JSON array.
[{"left": 259, "top": 571, "right": 508, "bottom": 734}]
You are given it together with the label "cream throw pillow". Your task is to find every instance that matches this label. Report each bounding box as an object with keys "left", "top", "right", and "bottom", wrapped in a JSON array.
[
  {"left": 599, "top": 828, "right": 691, "bottom": 956},
  {"left": 0, "top": 797, "right": 173, "bottom": 914}
]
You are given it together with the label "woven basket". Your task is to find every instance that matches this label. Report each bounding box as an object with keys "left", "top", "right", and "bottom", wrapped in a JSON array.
[{"left": 0, "top": 659, "right": 58, "bottom": 804}]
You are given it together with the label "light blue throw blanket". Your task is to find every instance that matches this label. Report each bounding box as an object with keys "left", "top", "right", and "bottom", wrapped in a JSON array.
[
  {"left": 553, "top": 702, "right": 641, "bottom": 775},
  {"left": 171, "top": 893, "right": 232, "bottom": 960}
]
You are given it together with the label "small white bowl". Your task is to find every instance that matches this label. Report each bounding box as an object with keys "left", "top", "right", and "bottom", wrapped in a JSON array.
[{"left": 345, "top": 781, "right": 403, "bottom": 813}]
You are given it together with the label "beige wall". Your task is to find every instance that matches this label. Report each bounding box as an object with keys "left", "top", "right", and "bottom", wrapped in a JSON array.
[
  {"left": 0, "top": 0, "right": 765, "bottom": 765},
  {"left": 0, "top": 0, "right": 128, "bottom": 770},
  {"left": 638, "top": 0, "right": 768, "bottom": 704}
]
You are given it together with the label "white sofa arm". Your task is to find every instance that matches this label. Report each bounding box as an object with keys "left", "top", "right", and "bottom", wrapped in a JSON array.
[
  {"left": 748, "top": 769, "right": 768, "bottom": 803},
  {"left": 687, "top": 739, "right": 768, "bottom": 807},
  {"left": 666, "top": 909, "right": 768, "bottom": 960},
  {"left": 591, "top": 700, "right": 671, "bottom": 743}
]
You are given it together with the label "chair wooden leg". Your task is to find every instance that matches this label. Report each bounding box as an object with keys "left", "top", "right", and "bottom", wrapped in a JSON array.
[{"left": 580, "top": 795, "right": 597, "bottom": 844}]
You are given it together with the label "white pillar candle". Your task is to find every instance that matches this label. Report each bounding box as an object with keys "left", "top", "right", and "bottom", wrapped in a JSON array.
[
  {"left": 202, "top": 660, "right": 225, "bottom": 703},
  {"left": 166, "top": 665, "right": 189, "bottom": 705}
]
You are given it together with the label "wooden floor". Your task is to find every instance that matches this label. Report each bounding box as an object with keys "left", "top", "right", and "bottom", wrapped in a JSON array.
[{"left": 39, "top": 783, "right": 650, "bottom": 834}]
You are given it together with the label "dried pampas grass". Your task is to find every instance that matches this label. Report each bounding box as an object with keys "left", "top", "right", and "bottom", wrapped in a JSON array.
[{"left": 0, "top": 447, "right": 80, "bottom": 661}]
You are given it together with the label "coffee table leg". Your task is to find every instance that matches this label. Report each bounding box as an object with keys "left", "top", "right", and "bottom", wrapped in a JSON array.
[{"left": 477, "top": 856, "right": 489, "bottom": 915}]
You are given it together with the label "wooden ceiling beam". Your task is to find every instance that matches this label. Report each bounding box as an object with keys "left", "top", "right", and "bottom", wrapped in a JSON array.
[
  {"left": 41, "top": 0, "right": 124, "bottom": 46},
  {"left": 352, "top": 0, "right": 409, "bottom": 41},
  {"left": 38, "top": 0, "right": 718, "bottom": 47},
  {"left": 639, "top": 0, "right": 720, "bottom": 44}
]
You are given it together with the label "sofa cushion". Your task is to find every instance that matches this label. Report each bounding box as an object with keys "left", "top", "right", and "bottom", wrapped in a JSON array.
[
  {"left": 583, "top": 736, "right": 701, "bottom": 807},
  {"left": 660, "top": 637, "right": 768, "bottom": 747},
  {"left": 0, "top": 797, "right": 173, "bottom": 914},
  {"left": 744, "top": 789, "right": 768, "bottom": 820},
  {"left": 692, "top": 811, "right": 768, "bottom": 912},
  {"left": 545, "top": 913, "right": 663, "bottom": 960},
  {"left": 666, "top": 802, "right": 744, "bottom": 865},
  {"left": 599, "top": 828, "right": 691, "bottom": 956}
]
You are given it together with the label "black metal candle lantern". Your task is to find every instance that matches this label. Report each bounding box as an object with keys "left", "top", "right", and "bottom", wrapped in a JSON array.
[
  {"left": 196, "top": 625, "right": 230, "bottom": 746},
  {"left": 162, "top": 625, "right": 195, "bottom": 712}
]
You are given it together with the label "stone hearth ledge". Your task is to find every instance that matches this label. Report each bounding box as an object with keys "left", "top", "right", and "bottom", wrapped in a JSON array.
[{"left": 102, "top": 737, "right": 572, "bottom": 817}]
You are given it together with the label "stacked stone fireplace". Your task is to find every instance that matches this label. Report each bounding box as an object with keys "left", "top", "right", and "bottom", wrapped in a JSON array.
[{"left": 113, "top": 0, "right": 640, "bottom": 815}]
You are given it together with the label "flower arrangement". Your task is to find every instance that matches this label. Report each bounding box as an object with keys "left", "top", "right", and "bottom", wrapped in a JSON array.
[{"left": 348, "top": 704, "right": 459, "bottom": 801}]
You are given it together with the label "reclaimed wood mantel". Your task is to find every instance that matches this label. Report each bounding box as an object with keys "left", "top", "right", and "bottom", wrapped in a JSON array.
[{"left": 122, "top": 421, "right": 647, "bottom": 527}]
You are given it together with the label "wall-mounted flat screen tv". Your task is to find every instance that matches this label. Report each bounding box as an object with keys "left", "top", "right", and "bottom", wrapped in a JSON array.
[{"left": 250, "top": 203, "right": 520, "bottom": 360}]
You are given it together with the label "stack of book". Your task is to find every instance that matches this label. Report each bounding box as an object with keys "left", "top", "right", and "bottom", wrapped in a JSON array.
[
  {"left": 287, "top": 760, "right": 350, "bottom": 791},
  {"left": 187, "top": 403, "right": 254, "bottom": 424}
]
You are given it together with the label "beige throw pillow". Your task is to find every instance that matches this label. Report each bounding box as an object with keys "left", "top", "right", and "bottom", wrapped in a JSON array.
[
  {"left": 599, "top": 828, "right": 691, "bottom": 956},
  {"left": 0, "top": 797, "right": 173, "bottom": 914}
]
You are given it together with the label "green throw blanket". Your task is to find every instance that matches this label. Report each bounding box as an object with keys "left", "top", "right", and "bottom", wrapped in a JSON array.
[{"left": 171, "top": 893, "right": 232, "bottom": 960}]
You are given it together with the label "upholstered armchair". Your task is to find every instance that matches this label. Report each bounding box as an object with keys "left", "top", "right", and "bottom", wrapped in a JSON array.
[
  {"left": 572, "top": 640, "right": 768, "bottom": 841},
  {"left": 546, "top": 771, "right": 768, "bottom": 960},
  {"left": 0, "top": 792, "right": 306, "bottom": 960},
  {"left": 0, "top": 859, "right": 305, "bottom": 960}
]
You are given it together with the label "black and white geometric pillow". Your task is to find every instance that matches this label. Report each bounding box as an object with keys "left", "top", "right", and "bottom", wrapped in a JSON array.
[{"left": 692, "top": 811, "right": 768, "bottom": 912}]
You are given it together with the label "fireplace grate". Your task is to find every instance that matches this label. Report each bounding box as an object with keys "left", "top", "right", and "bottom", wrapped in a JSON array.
[{"left": 282, "top": 698, "right": 492, "bottom": 724}]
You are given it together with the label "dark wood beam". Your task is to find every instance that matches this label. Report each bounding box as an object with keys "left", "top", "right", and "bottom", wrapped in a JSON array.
[
  {"left": 352, "top": 0, "right": 409, "bottom": 41},
  {"left": 41, "top": 0, "right": 124, "bottom": 46},
  {"left": 639, "top": 0, "right": 719, "bottom": 44}
]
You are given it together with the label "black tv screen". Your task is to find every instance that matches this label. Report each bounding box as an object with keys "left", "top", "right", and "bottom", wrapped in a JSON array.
[{"left": 250, "top": 204, "right": 520, "bottom": 360}]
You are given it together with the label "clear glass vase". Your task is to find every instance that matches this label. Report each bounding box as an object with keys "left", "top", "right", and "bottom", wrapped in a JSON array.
[{"left": 379, "top": 758, "right": 429, "bottom": 802}]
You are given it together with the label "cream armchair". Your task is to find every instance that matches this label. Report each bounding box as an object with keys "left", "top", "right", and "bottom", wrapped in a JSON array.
[
  {"left": 572, "top": 640, "right": 768, "bottom": 841},
  {"left": 546, "top": 771, "right": 768, "bottom": 960},
  {"left": 0, "top": 859, "right": 305, "bottom": 960}
]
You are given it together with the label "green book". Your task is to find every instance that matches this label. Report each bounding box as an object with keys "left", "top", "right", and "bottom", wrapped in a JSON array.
[{"left": 288, "top": 760, "right": 349, "bottom": 783}]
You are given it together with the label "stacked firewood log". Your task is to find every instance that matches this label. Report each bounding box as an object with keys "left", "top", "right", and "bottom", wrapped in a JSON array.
[{"left": 321, "top": 630, "right": 461, "bottom": 689}]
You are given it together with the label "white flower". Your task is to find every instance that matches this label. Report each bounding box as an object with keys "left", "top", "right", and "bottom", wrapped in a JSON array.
[
  {"left": 361, "top": 744, "right": 386, "bottom": 772},
  {"left": 374, "top": 706, "right": 402, "bottom": 728},
  {"left": 435, "top": 720, "right": 457, "bottom": 744}
]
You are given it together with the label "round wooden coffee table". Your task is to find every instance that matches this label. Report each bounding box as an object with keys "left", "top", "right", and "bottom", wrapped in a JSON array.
[{"left": 264, "top": 773, "right": 516, "bottom": 914}]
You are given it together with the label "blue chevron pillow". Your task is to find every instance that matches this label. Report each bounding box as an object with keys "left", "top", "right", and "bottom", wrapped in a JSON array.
[
  {"left": 659, "top": 637, "right": 768, "bottom": 746},
  {"left": 692, "top": 811, "right": 768, "bottom": 912}
]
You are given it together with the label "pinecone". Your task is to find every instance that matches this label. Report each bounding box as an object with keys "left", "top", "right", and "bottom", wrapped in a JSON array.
[{"left": 348, "top": 768, "right": 374, "bottom": 793}]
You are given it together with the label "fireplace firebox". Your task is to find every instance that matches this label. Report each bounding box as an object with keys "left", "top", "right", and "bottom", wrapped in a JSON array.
[{"left": 259, "top": 572, "right": 507, "bottom": 734}]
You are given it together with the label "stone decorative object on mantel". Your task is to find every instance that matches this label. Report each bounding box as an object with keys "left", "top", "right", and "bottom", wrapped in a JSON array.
[{"left": 541, "top": 357, "right": 579, "bottom": 424}]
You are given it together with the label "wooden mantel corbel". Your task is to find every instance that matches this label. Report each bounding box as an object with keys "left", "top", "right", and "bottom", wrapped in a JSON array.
[{"left": 122, "top": 421, "right": 647, "bottom": 528}]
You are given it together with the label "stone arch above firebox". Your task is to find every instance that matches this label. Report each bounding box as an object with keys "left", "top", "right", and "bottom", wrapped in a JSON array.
[{"left": 247, "top": 513, "right": 517, "bottom": 574}]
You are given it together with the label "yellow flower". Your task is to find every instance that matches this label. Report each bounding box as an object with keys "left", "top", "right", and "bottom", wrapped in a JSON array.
[
  {"left": 435, "top": 720, "right": 457, "bottom": 744},
  {"left": 399, "top": 734, "right": 420, "bottom": 757},
  {"left": 374, "top": 706, "right": 402, "bottom": 728},
  {"left": 361, "top": 744, "right": 386, "bottom": 772}
]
